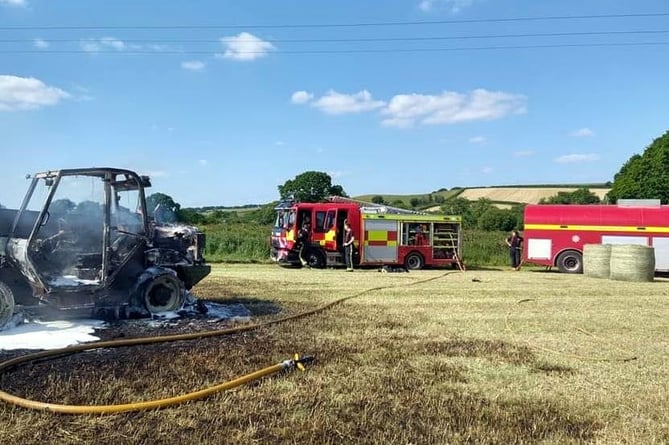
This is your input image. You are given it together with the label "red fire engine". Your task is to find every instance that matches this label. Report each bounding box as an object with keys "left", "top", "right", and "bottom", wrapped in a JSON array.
[
  {"left": 523, "top": 202, "right": 669, "bottom": 273},
  {"left": 270, "top": 198, "right": 462, "bottom": 270}
]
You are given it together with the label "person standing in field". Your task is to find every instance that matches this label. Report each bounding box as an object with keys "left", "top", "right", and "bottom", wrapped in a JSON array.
[
  {"left": 343, "top": 219, "right": 355, "bottom": 271},
  {"left": 298, "top": 217, "right": 311, "bottom": 267},
  {"left": 505, "top": 229, "right": 523, "bottom": 270}
]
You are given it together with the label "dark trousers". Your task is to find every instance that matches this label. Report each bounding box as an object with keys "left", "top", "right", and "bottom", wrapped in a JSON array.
[
  {"left": 509, "top": 248, "right": 521, "bottom": 268},
  {"left": 345, "top": 245, "right": 353, "bottom": 269},
  {"left": 299, "top": 243, "right": 309, "bottom": 265}
]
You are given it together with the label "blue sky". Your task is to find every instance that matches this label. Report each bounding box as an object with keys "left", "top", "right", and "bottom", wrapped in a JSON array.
[{"left": 1, "top": 0, "right": 668, "bottom": 208}]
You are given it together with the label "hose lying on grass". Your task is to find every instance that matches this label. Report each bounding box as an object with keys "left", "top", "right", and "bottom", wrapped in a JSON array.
[{"left": 0, "top": 272, "right": 452, "bottom": 414}]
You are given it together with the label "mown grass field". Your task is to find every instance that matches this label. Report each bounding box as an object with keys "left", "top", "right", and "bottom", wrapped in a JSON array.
[{"left": 1, "top": 264, "right": 667, "bottom": 444}]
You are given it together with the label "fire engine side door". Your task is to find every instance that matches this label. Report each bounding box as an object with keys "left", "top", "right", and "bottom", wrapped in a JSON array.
[{"left": 322, "top": 209, "right": 337, "bottom": 251}]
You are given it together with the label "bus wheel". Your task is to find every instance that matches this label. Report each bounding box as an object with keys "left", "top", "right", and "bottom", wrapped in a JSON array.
[
  {"left": 307, "top": 251, "right": 326, "bottom": 268},
  {"left": 405, "top": 252, "right": 424, "bottom": 270},
  {"left": 556, "top": 250, "right": 583, "bottom": 274}
]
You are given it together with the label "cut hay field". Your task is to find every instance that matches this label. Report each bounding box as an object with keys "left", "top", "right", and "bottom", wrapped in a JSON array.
[
  {"left": 459, "top": 187, "right": 611, "bottom": 204},
  {"left": 1, "top": 264, "right": 667, "bottom": 444}
]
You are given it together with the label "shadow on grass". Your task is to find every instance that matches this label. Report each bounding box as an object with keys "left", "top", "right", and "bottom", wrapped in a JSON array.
[{"left": 461, "top": 265, "right": 505, "bottom": 271}]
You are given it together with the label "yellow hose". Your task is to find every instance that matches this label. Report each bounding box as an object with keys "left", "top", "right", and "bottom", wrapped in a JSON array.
[
  {"left": 0, "top": 272, "right": 452, "bottom": 414},
  {"left": 0, "top": 361, "right": 288, "bottom": 414}
]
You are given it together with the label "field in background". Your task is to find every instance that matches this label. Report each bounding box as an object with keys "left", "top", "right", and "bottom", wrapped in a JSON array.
[
  {"left": 1, "top": 264, "right": 665, "bottom": 444},
  {"left": 459, "top": 187, "right": 611, "bottom": 204}
]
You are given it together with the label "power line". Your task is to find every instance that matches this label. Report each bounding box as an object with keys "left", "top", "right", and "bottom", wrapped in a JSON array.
[
  {"left": 0, "top": 12, "right": 668, "bottom": 31},
  {"left": 2, "top": 29, "right": 669, "bottom": 44},
  {"left": 2, "top": 41, "right": 668, "bottom": 55}
]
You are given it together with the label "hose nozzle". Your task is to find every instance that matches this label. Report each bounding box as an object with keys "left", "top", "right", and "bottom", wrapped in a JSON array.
[{"left": 282, "top": 353, "right": 315, "bottom": 372}]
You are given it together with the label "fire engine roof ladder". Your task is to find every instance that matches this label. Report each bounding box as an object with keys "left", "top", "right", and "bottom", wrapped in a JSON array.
[{"left": 326, "top": 196, "right": 427, "bottom": 215}]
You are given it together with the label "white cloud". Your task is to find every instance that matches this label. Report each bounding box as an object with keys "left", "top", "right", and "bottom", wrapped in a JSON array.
[
  {"left": 569, "top": 127, "right": 595, "bottom": 137},
  {"left": 513, "top": 150, "right": 536, "bottom": 157},
  {"left": 554, "top": 153, "right": 600, "bottom": 164},
  {"left": 381, "top": 89, "right": 526, "bottom": 127},
  {"left": 481, "top": 166, "right": 493, "bottom": 174},
  {"left": 291, "top": 90, "right": 313, "bottom": 104},
  {"left": 0, "top": 75, "right": 70, "bottom": 111},
  {"left": 33, "top": 39, "right": 49, "bottom": 49},
  {"left": 81, "top": 37, "right": 126, "bottom": 53},
  {"left": 419, "top": 0, "right": 474, "bottom": 13},
  {"left": 0, "top": 0, "right": 26, "bottom": 6},
  {"left": 198, "top": 159, "right": 209, "bottom": 166},
  {"left": 217, "top": 32, "right": 275, "bottom": 61},
  {"left": 469, "top": 136, "right": 486, "bottom": 144},
  {"left": 101, "top": 37, "right": 125, "bottom": 50},
  {"left": 311, "top": 90, "right": 386, "bottom": 115},
  {"left": 275, "top": 141, "right": 285, "bottom": 146},
  {"left": 181, "top": 60, "right": 206, "bottom": 71}
]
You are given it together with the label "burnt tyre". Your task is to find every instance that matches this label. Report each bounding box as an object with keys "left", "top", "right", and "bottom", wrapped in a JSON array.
[
  {"left": 306, "top": 250, "right": 326, "bottom": 268},
  {"left": 405, "top": 252, "right": 425, "bottom": 270},
  {"left": 142, "top": 274, "right": 184, "bottom": 313},
  {"left": 0, "top": 281, "right": 15, "bottom": 329},
  {"left": 556, "top": 250, "right": 583, "bottom": 274}
]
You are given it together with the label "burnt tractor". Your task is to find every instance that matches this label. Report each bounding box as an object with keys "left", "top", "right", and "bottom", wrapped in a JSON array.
[{"left": 0, "top": 168, "right": 211, "bottom": 328}]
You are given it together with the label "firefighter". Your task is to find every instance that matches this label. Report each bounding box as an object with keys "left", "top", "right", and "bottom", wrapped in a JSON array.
[
  {"left": 343, "top": 219, "right": 355, "bottom": 271},
  {"left": 505, "top": 230, "right": 524, "bottom": 270},
  {"left": 298, "top": 217, "right": 311, "bottom": 267}
]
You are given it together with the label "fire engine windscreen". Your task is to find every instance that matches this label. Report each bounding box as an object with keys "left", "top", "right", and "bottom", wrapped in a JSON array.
[{"left": 275, "top": 210, "right": 295, "bottom": 230}]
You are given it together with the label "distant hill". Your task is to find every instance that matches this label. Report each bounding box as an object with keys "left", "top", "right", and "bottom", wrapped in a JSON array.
[
  {"left": 186, "top": 184, "right": 611, "bottom": 211},
  {"left": 354, "top": 183, "right": 611, "bottom": 208}
]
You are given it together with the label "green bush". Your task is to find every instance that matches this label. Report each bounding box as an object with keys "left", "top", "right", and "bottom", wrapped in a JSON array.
[
  {"left": 461, "top": 230, "right": 509, "bottom": 268},
  {"left": 201, "top": 222, "right": 272, "bottom": 263}
]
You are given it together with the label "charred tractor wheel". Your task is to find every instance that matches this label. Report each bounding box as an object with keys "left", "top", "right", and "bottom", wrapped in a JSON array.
[
  {"left": 405, "top": 252, "right": 425, "bottom": 270},
  {"left": 141, "top": 273, "right": 184, "bottom": 314},
  {"left": 556, "top": 250, "right": 583, "bottom": 274},
  {"left": 0, "top": 281, "right": 15, "bottom": 329}
]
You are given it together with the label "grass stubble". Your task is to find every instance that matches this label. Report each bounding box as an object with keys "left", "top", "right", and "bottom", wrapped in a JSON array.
[{"left": 0, "top": 265, "right": 667, "bottom": 444}]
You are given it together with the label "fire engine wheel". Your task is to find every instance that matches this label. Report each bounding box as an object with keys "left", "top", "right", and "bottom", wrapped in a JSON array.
[
  {"left": 405, "top": 252, "right": 425, "bottom": 270},
  {"left": 0, "top": 281, "right": 16, "bottom": 329},
  {"left": 306, "top": 251, "right": 326, "bottom": 269},
  {"left": 556, "top": 250, "right": 583, "bottom": 274},
  {"left": 142, "top": 274, "right": 184, "bottom": 314}
]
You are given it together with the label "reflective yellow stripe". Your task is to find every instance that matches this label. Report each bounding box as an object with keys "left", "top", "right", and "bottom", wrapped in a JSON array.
[
  {"left": 366, "top": 230, "right": 389, "bottom": 241},
  {"left": 525, "top": 223, "right": 669, "bottom": 233}
]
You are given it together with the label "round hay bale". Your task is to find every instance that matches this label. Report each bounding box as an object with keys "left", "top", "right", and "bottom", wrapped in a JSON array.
[
  {"left": 583, "top": 244, "right": 611, "bottom": 278},
  {"left": 609, "top": 244, "right": 655, "bottom": 282}
]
